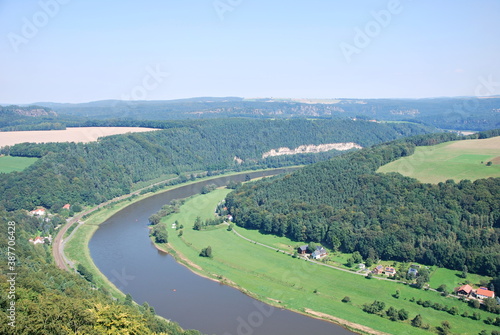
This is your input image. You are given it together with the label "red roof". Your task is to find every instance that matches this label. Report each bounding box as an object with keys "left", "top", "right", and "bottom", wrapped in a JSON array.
[
  {"left": 457, "top": 284, "right": 473, "bottom": 294},
  {"left": 476, "top": 287, "right": 494, "bottom": 298},
  {"left": 63, "top": 204, "right": 71, "bottom": 209}
]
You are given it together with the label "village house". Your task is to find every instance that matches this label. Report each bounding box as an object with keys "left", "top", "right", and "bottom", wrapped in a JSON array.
[
  {"left": 62, "top": 204, "right": 71, "bottom": 210},
  {"left": 29, "top": 236, "right": 45, "bottom": 244},
  {"left": 30, "top": 208, "right": 46, "bottom": 216},
  {"left": 311, "top": 246, "right": 328, "bottom": 259},
  {"left": 372, "top": 265, "right": 384, "bottom": 275},
  {"left": 456, "top": 284, "right": 473, "bottom": 297},
  {"left": 298, "top": 245, "right": 308, "bottom": 255},
  {"left": 384, "top": 267, "right": 397, "bottom": 276},
  {"left": 475, "top": 287, "right": 495, "bottom": 300},
  {"left": 358, "top": 263, "right": 366, "bottom": 270},
  {"left": 372, "top": 265, "right": 396, "bottom": 276},
  {"left": 408, "top": 267, "right": 418, "bottom": 277}
]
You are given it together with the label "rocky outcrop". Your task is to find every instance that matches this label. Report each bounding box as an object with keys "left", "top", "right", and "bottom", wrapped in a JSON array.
[{"left": 262, "top": 143, "right": 362, "bottom": 159}]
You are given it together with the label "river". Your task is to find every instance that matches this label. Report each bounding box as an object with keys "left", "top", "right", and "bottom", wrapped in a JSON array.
[{"left": 89, "top": 169, "right": 354, "bottom": 335}]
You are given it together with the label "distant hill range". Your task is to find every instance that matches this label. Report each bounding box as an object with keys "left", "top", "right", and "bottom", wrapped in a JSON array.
[{"left": 2, "top": 96, "right": 500, "bottom": 131}]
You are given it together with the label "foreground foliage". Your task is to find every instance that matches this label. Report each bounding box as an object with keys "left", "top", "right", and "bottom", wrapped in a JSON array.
[{"left": 0, "top": 210, "right": 200, "bottom": 335}]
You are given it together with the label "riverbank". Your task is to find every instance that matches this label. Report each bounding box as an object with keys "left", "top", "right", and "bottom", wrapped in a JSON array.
[
  {"left": 154, "top": 189, "right": 500, "bottom": 335},
  {"left": 152, "top": 189, "right": 391, "bottom": 335},
  {"left": 63, "top": 167, "right": 299, "bottom": 300}
]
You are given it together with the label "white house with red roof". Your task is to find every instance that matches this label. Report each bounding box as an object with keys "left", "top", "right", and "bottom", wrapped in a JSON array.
[
  {"left": 30, "top": 208, "right": 46, "bottom": 216},
  {"left": 475, "top": 287, "right": 495, "bottom": 299}
]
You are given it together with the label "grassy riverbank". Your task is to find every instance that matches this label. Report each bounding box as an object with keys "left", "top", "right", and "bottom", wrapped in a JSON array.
[
  {"left": 63, "top": 168, "right": 298, "bottom": 300},
  {"left": 158, "top": 189, "right": 499, "bottom": 335}
]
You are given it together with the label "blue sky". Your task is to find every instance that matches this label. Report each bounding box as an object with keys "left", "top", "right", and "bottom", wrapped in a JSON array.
[{"left": 1, "top": 0, "right": 499, "bottom": 103}]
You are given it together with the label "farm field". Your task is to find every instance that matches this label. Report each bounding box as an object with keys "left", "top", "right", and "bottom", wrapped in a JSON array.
[
  {"left": 159, "top": 189, "right": 499, "bottom": 335},
  {"left": 0, "top": 127, "right": 158, "bottom": 146},
  {"left": 0, "top": 155, "right": 38, "bottom": 173},
  {"left": 377, "top": 136, "right": 500, "bottom": 183}
]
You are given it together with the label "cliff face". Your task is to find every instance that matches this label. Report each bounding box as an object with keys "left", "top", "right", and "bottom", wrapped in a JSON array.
[{"left": 262, "top": 142, "right": 362, "bottom": 158}]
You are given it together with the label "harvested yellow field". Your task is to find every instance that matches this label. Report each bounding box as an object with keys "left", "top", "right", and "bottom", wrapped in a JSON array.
[{"left": 0, "top": 127, "right": 158, "bottom": 147}]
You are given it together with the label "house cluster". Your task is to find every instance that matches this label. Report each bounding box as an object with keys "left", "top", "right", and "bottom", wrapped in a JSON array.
[
  {"left": 297, "top": 245, "right": 328, "bottom": 259},
  {"left": 456, "top": 284, "right": 495, "bottom": 300},
  {"left": 29, "top": 204, "right": 70, "bottom": 216},
  {"left": 29, "top": 208, "right": 47, "bottom": 216},
  {"left": 29, "top": 235, "right": 52, "bottom": 245},
  {"left": 372, "top": 265, "right": 397, "bottom": 276}
]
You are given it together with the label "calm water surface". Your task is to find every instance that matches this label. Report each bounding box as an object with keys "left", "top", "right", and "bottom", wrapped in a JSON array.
[{"left": 90, "top": 170, "right": 354, "bottom": 335}]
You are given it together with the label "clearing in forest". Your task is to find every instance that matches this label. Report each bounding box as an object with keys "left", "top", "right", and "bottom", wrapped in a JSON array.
[{"left": 377, "top": 136, "right": 500, "bottom": 183}]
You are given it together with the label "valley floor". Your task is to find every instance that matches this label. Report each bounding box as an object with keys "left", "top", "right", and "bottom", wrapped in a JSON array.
[{"left": 157, "top": 189, "right": 499, "bottom": 335}]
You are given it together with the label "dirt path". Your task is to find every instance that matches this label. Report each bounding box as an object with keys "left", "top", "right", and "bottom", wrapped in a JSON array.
[{"left": 230, "top": 225, "right": 402, "bottom": 283}]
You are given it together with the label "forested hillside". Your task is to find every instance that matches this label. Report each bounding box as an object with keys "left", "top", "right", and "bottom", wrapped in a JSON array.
[
  {"left": 0, "top": 210, "right": 200, "bottom": 335},
  {"left": 225, "top": 131, "right": 500, "bottom": 277},
  {"left": 31, "top": 96, "right": 500, "bottom": 131},
  {"left": 0, "top": 119, "right": 431, "bottom": 211}
]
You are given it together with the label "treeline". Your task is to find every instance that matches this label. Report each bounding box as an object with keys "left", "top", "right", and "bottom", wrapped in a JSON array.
[
  {"left": 33, "top": 97, "right": 500, "bottom": 131},
  {"left": 0, "top": 118, "right": 431, "bottom": 211},
  {"left": 225, "top": 131, "right": 500, "bottom": 276},
  {"left": 0, "top": 210, "right": 200, "bottom": 335}
]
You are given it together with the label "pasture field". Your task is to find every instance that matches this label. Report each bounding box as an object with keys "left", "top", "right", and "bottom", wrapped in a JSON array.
[
  {"left": 160, "top": 189, "right": 499, "bottom": 335},
  {"left": 0, "top": 127, "right": 158, "bottom": 146},
  {"left": 0, "top": 155, "right": 38, "bottom": 173},
  {"left": 377, "top": 136, "right": 500, "bottom": 183}
]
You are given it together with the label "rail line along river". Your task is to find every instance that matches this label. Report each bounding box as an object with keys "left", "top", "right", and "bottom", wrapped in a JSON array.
[{"left": 89, "top": 169, "right": 354, "bottom": 335}]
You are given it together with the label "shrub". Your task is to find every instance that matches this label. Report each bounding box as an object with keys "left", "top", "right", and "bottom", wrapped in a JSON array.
[{"left": 200, "top": 246, "right": 213, "bottom": 258}]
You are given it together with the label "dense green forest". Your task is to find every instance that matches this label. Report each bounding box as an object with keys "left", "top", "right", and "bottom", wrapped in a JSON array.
[
  {"left": 0, "top": 210, "right": 201, "bottom": 335},
  {"left": 225, "top": 130, "right": 500, "bottom": 278},
  {"left": 0, "top": 118, "right": 431, "bottom": 211}
]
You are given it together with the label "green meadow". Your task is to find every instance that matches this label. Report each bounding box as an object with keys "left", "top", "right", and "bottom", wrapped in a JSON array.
[
  {"left": 159, "top": 189, "right": 499, "bottom": 335},
  {"left": 377, "top": 136, "right": 500, "bottom": 183},
  {"left": 0, "top": 155, "right": 38, "bottom": 173}
]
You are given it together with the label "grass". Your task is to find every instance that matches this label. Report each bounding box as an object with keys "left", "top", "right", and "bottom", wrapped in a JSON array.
[
  {"left": 159, "top": 190, "right": 499, "bottom": 335},
  {"left": 0, "top": 156, "right": 38, "bottom": 173},
  {"left": 65, "top": 198, "right": 143, "bottom": 299},
  {"left": 428, "top": 268, "right": 492, "bottom": 292},
  {"left": 63, "top": 167, "right": 300, "bottom": 300},
  {"left": 377, "top": 136, "right": 500, "bottom": 183}
]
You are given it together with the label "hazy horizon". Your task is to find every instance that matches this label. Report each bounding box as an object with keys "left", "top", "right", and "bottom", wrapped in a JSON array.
[{"left": 1, "top": 0, "right": 499, "bottom": 104}]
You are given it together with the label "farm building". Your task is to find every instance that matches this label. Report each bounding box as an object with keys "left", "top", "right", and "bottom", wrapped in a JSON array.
[
  {"left": 456, "top": 284, "right": 473, "bottom": 297},
  {"left": 475, "top": 287, "right": 495, "bottom": 299},
  {"left": 311, "top": 246, "right": 327, "bottom": 259}
]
